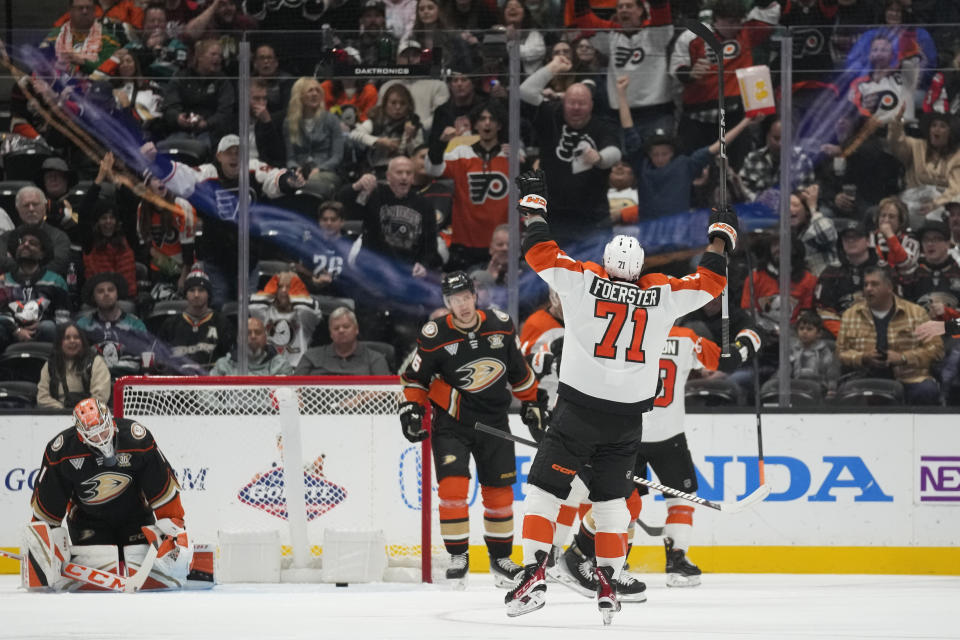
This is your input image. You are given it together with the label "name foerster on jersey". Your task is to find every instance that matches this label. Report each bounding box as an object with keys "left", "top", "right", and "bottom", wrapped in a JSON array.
[
  {"left": 614, "top": 45, "right": 645, "bottom": 68},
  {"left": 589, "top": 278, "right": 662, "bottom": 307},
  {"left": 468, "top": 171, "right": 509, "bottom": 203}
]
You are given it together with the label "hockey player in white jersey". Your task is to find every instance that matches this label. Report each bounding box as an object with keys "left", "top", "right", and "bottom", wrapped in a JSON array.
[
  {"left": 504, "top": 169, "right": 738, "bottom": 625},
  {"left": 559, "top": 324, "right": 760, "bottom": 594}
]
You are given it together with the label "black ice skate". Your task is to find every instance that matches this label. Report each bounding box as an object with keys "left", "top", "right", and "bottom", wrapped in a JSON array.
[
  {"left": 504, "top": 550, "right": 549, "bottom": 617},
  {"left": 446, "top": 552, "right": 468, "bottom": 589},
  {"left": 615, "top": 570, "right": 647, "bottom": 602},
  {"left": 553, "top": 541, "right": 597, "bottom": 598},
  {"left": 490, "top": 555, "right": 524, "bottom": 589},
  {"left": 594, "top": 565, "right": 621, "bottom": 626},
  {"left": 665, "top": 537, "right": 701, "bottom": 587}
]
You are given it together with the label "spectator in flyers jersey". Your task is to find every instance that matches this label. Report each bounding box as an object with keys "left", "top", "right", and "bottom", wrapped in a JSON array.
[
  {"left": 670, "top": 0, "right": 780, "bottom": 167},
  {"left": 575, "top": 0, "right": 675, "bottom": 143},
  {"left": 426, "top": 100, "right": 510, "bottom": 272}
]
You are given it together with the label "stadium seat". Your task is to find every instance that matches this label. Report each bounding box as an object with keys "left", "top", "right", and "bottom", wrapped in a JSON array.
[
  {"left": 0, "top": 380, "right": 38, "bottom": 409},
  {"left": 0, "top": 342, "right": 54, "bottom": 383},
  {"left": 145, "top": 300, "right": 188, "bottom": 336},
  {"left": 64, "top": 181, "right": 94, "bottom": 210},
  {"left": 157, "top": 139, "right": 206, "bottom": 166},
  {"left": 2, "top": 149, "right": 51, "bottom": 181},
  {"left": 759, "top": 378, "right": 823, "bottom": 407},
  {"left": 221, "top": 300, "right": 239, "bottom": 327},
  {"left": 684, "top": 377, "right": 744, "bottom": 408},
  {"left": 0, "top": 180, "right": 33, "bottom": 225},
  {"left": 253, "top": 260, "right": 289, "bottom": 290},
  {"left": 361, "top": 340, "right": 397, "bottom": 372},
  {"left": 316, "top": 295, "right": 355, "bottom": 317},
  {"left": 835, "top": 378, "right": 905, "bottom": 406}
]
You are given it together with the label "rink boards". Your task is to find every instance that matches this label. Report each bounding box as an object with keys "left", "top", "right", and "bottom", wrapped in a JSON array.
[{"left": 1, "top": 412, "right": 958, "bottom": 575}]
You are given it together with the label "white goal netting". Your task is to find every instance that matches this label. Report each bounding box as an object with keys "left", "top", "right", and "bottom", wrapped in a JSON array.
[{"left": 115, "top": 376, "right": 442, "bottom": 582}]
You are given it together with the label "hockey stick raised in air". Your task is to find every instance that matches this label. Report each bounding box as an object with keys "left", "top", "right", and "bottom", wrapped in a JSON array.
[
  {"left": 474, "top": 422, "right": 770, "bottom": 514},
  {"left": 684, "top": 18, "right": 732, "bottom": 355},
  {"left": 0, "top": 548, "right": 129, "bottom": 591}
]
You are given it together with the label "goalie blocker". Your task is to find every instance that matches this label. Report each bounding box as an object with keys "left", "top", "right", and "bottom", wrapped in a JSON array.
[{"left": 24, "top": 398, "right": 213, "bottom": 591}]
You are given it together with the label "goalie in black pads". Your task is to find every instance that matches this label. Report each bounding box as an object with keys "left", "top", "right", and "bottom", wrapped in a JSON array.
[
  {"left": 400, "top": 271, "right": 549, "bottom": 587},
  {"left": 24, "top": 397, "right": 210, "bottom": 591}
]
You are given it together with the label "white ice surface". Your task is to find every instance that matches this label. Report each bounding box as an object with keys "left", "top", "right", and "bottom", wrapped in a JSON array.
[{"left": 1, "top": 573, "right": 956, "bottom": 640}]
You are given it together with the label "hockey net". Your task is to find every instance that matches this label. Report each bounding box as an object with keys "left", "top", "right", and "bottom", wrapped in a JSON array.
[{"left": 113, "top": 375, "right": 440, "bottom": 582}]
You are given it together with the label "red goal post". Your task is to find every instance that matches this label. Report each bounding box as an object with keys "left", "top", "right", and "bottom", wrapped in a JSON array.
[{"left": 113, "top": 375, "right": 437, "bottom": 582}]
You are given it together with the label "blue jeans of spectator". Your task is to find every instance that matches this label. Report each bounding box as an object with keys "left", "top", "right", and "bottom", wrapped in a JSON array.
[{"left": 903, "top": 379, "right": 941, "bottom": 406}]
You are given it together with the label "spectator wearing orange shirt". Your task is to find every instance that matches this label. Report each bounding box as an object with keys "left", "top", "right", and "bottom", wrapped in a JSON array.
[{"left": 742, "top": 233, "right": 817, "bottom": 327}]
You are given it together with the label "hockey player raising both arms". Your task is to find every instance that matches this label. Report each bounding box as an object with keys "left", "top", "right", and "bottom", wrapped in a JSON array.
[
  {"left": 505, "top": 170, "right": 737, "bottom": 624},
  {"left": 399, "top": 272, "right": 550, "bottom": 587},
  {"left": 24, "top": 398, "right": 208, "bottom": 591}
]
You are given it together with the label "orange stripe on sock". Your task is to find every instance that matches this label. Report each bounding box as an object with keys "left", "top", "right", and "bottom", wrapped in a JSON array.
[
  {"left": 577, "top": 503, "right": 591, "bottom": 520},
  {"left": 595, "top": 532, "right": 628, "bottom": 560},
  {"left": 521, "top": 514, "right": 555, "bottom": 545},
  {"left": 438, "top": 476, "right": 469, "bottom": 520},
  {"left": 626, "top": 489, "right": 643, "bottom": 520},
  {"left": 557, "top": 504, "right": 577, "bottom": 527},
  {"left": 666, "top": 505, "right": 694, "bottom": 526}
]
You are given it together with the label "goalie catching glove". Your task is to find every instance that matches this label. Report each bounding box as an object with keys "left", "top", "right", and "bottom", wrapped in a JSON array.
[
  {"left": 516, "top": 169, "right": 548, "bottom": 222},
  {"left": 520, "top": 388, "right": 551, "bottom": 443},
  {"left": 141, "top": 517, "right": 189, "bottom": 560},
  {"left": 399, "top": 401, "right": 428, "bottom": 443},
  {"left": 708, "top": 207, "right": 739, "bottom": 252}
]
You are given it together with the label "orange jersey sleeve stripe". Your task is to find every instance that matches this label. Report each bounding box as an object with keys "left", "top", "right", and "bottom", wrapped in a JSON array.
[
  {"left": 525, "top": 240, "right": 585, "bottom": 275},
  {"left": 668, "top": 325, "right": 721, "bottom": 371}
]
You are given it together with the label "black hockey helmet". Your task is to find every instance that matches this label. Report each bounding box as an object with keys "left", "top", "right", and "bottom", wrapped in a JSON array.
[{"left": 441, "top": 271, "right": 476, "bottom": 298}]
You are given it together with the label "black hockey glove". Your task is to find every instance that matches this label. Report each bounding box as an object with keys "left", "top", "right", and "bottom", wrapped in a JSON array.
[
  {"left": 520, "top": 388, "right": 551, "bottom": 443},
  {"left": 399, "top": 401, "right": 428, "bottom": 443},
  {"left": 708, "top": 206, "right": 739, "bottom": 253},
  {"left": 516, "top": 169, "right": 548, "bottom": 220}
]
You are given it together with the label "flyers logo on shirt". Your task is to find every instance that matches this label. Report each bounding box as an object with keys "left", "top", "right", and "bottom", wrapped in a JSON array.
[
  {"left": 614, "top": 46, "right": 645, "bottom": 68},
  {"left": 80, "top": 472, "right": 133, "bottom": 505},
  {"left": 703, "top": 40, "right": 740, "bottom": 64},
  {"left": 555, "top": 128, "right": 597, "bottom": 163},
  {"left": 455, "top": 358, "right": 506, "bottom": 392},
  {"left": 467, "top": 172, "right": 509, "bottom": 203}
]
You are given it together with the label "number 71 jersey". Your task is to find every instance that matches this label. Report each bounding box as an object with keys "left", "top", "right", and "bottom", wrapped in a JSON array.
[
  {"left": 524, "top": 230, "right": 726, "bottom": 414},
  {"left": 643, "top": 326, "right": 721, "bottom": 443}
]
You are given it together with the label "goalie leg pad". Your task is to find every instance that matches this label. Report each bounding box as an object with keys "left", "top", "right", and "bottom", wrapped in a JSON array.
[
  {"left": 124, "top": 542, "right": 192, "bottom": 589},
  {"left": 69, "top": 545, "right": 120, "bottom": 592},
  {"left": 22, "top": 522, "right": 71, "bottom": 591}
]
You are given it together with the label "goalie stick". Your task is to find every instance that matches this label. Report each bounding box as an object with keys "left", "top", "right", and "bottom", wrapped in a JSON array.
[
  {"left": 0, "top": 548, "right": 129, "bottom": 592},
  {"left": 124, "top": 540, "right": 158, "bottom": 593},
  {"left": 475, "top": 423, "right": 770, "bottom": 513}
]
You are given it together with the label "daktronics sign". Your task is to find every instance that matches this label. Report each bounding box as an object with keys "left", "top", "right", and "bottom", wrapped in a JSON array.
[{"left": 919, "top": 456, "right": 960, "bottom": 502}]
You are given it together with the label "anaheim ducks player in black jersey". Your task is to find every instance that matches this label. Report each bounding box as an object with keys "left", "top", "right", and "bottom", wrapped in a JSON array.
[
  {"left": 25, "top": 398, "right": 207, "bottom": 591},
  {"left": 400, "top": 271, "right": 550, "bottom": 588}
]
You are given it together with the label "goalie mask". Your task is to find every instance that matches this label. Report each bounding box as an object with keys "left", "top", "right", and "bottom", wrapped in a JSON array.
[
  {"left": 73, "top": 398, "right": 118, "bottom": 465},
  {"left": 603, "top": 235, "right": 645, "bottom": 282}
]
